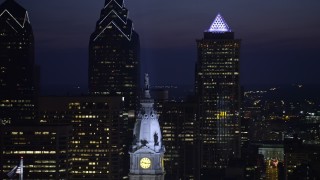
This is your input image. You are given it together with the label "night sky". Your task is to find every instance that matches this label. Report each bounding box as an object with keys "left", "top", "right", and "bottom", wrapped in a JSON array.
[{"left": 5, "top": 0, "right": 320, "bottom": 93}]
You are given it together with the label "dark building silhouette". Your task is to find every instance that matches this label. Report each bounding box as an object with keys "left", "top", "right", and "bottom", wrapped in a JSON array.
[
  {"left": 159, "top": 100, "right": 198, "bottom": 179},
  {"left": 0, "top": 2, "right": 71, "bottom": 179},
  {"left": 195, "top": 14, "right": 241, "bottom": 170},
  {"left": 89, "top": 0, "right": 140, "bottom": 111},
  {"left": 0, "top": 0, "right": 37, "bottom": 126},
  {"left": 284, "top": 137, "right": 320, "bottom": 179},
  {"left": 151, "top": 88, "right": 199, "bottom": 179}
]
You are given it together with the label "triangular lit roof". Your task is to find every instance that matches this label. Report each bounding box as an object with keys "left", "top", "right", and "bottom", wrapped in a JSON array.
[{"left": 208, "top": 13, "right": 231, "bottom": 33}]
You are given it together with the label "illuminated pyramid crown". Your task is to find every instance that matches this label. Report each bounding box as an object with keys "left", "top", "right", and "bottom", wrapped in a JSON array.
[{"left": 208, "top": 13, "right": 231, "bottom": 33}]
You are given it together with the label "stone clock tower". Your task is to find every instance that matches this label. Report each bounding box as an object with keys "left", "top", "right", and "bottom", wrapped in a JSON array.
[{"left": 129, "top": 74, "right": 165, "bottom": 180}]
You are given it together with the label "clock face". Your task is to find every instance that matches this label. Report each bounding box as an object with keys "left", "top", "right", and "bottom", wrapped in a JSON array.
[{"left": 140, "top": 157, "right": 151, "bottom": 169}]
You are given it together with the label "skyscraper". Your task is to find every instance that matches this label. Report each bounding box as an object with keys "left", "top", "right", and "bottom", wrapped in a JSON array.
[
  {"left": 195, "top": 14, "right": 241, "bottom": 170},
  {"left": 89, "top": 0, "right": 140, "bottom": 111},
  {"left": 129, "top": 74, "right": 165, "bottom": 180},
  {"left": 0, "top": 0, "right": 37, "bottom": 126}
]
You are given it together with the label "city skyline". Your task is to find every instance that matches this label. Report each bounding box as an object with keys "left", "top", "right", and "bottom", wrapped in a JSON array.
[
  {"left": 1, "top": 1, "right": 320, "bottom": 179},
  {"left": 5, "top": 0, "right": 320, "bottom": 94}
]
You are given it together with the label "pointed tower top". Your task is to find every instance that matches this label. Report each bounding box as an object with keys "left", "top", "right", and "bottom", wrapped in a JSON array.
[
  {"left": 144, "top": 73, "right": 151, "bottom": 99},
  {"left": 0, "top": 0, "right": 30, "bottom": 27},
  {"left": 208, "top": 13, "right": 231, "bottom": 33},
  {"left": 105, "top": 0, "right": 124, "bottom": 7}
]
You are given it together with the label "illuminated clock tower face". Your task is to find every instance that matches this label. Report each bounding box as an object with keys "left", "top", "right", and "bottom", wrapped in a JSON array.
[{"left": 140, "top": 157, "right": 151, "bottom": 169}]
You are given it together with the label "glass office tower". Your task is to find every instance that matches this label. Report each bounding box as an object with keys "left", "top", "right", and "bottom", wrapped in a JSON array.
[
  {"left": 195, "top": 14, "right": 241, "bottom": 170},
  {"left": 89, "top": 0, "right": 140, "bottom": 111}
]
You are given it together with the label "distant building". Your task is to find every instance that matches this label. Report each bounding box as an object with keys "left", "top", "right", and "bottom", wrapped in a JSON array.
[
  {"left": 242, "top": 90, "right": 266, "bottom": 142},
  {"left": 129, "top": 74, "right": 165, "bottom": 180},
  {"left": 195, "top": 13, "right": 241, "bottom": 169},
  {"left": 0, "top": 0, "right": 38, "bottom": 126},
  {"left": 298, "top": 112, "right": 320, "bottom": 145},
  {"left": 38, "top": 96, "right": 127, "bottom": 179},
  {"left": 0, "top": 125, "right": 72, "bottom": 179},
  {"left": 284, "top": 137, "right": 320, "bottom": 179},
  {"left": 89, "top": 0, "right": 140, "bottom": 111}
]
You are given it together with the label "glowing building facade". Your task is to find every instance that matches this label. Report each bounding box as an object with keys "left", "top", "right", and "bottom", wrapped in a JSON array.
[
  {"left": 195, "top": 14, "right": 241, "bottom": 169},
  {"left": 0, "top": 0, "right": 37, "bottom": 126},
  {"left": 89, "top": 0, "right": 140, "bottom": 111},
  {"left": 38, "top": 96, "right": 127, "bottom": 179},
  {"left": 0, "top": 125, "right": 72, "bottom": 179}
]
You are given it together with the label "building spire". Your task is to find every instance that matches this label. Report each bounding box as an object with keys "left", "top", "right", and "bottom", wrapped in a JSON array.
[
  {"left": 105, "top": 0, "right": 124, "bottom": 7},
  {"left": 208, "top": 13, "right": 231, "bottom": 33},
  {"left": 0, "top": 0, "right": 31, "bottom": 28},
  {"left": 129, "top": 72, "right": 165, "bottom": 178},
  {"left": 144, "top": 73, "right": 151, "bottom": 99},
  {"left": 93, "top": 0, "right": 133, "bottom": 41}
]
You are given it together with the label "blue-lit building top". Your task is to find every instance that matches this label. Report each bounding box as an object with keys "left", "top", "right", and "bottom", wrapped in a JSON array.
[{"left": 208, "top": 13, "right": 232, "bottom": 33}]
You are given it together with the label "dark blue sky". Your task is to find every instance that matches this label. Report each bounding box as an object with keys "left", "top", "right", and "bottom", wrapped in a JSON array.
[{"left": 6, "top": 0, "right": 320, "bottom": 92}]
